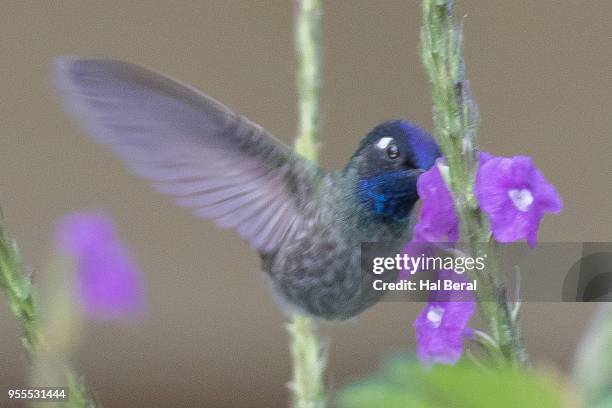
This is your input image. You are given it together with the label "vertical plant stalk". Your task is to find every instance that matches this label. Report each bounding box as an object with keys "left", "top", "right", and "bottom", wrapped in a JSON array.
[
  {"left": 0, "top": 219, "right": 40, "bottom": 355},
  {"left": 294, "top": 0, "right": 322, "bottom": 161},
  {"left": 420, "top": 0, "right": 526, "bottom": 365},
  {"left": 0, "top": 214, "right": 95, "bottom": 407},
  {"left": 289, "top": 1, "right": 326, "bottom": 408},
  {"left": 288, "top": 315, "right": 326, "bottom": 408}
]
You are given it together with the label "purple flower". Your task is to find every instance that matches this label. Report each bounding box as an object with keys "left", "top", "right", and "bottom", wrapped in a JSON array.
[
  {"left": 414, "top": 152, "right": 561, "bottom": 248},
  {"left": 475, "top": 156, "right": 563, "bottom": 247},
  {"left": 56, "top": 213, "right": 146, "bottom": 319},
  {"left": 413, "top": 271, "right": 475, "bottom": 365},
  {"left": 413, "top": 160, "right": 459, "bottom": 243},
  {"left": 408, "top": 152, "right": 561, "bottom": 364},
  {"left": 398, "top": 231, "right": 427, "bottom": 280},
  {"left": 409, "top": 163, "right": 475, "bottom": 365},
  {"left": 478, "top": 151, "right": 494, "bottom": 164}
]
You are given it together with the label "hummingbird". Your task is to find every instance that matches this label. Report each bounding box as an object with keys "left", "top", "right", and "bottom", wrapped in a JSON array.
[{"left": 53, "top": 58, "right": 441, "bottom": 320}]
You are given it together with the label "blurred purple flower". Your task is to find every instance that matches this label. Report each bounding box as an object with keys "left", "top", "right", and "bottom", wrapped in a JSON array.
[
  {"left": 56, "top": 213, "right": 146, "bottom": 319},
  {"left": 413, "top": 160, "right": 459, "bottom": 243},
  {"left": 413, "top": 271, "right": 475, "bottom": 365},
  {"left": 475, "top": 155, "right": 563, "bottom": 247}
]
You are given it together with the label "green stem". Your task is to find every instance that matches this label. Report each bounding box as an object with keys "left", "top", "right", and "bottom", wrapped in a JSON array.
[
  {"left": 294, "top": 0, "right": 322, "bottom": 161},
  {"left": 420, "top": 0, "right": 525, "bottom": 366},
  {"left": 0, "top": 214, "right": 95, "bottom": 407},
  {"left": 288, "top": 315, "right": 326, "bottom": 408},
  {"left": 288, "top": 1, "right": 326, "bottom": 408},
  {"left": 0, "top": 217, "right": 41, "bottom": 356}
]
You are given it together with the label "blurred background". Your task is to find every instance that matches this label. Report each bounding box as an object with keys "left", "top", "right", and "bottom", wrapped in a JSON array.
[{"left": 1, "top": 1, "right": 611, "bottom": 407}]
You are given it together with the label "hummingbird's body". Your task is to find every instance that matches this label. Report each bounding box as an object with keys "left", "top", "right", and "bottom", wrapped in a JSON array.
[
  {"left": 265, "top": 170, "right": 413, "bottom": 319},
  {"left": 54, "top": 58, "right": 440, "bottom": 320}
]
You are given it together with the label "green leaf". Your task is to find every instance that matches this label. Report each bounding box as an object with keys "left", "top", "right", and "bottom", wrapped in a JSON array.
[
  {"left": 338, "top": 380, "right": 427, "bottom": 408},
  {"left": 337, "top": 356, "right": 429, "bottom": 408},
  {"left": 592, "top": 395, "right": 612, "bottom": 408},
  {"left": 338, "top": 355, "right": 567, "bottom": 408},
  {"left": 422, "top": 363, "right": 564, "bottom": 408}
]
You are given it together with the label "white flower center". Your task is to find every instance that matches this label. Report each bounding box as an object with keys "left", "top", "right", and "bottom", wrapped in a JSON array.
[
  {"left": 426, "top": 306, "right": 445, "bottom": 328},
  {"left": 508, "top": 188, "right": 534, "bottom": 212}
]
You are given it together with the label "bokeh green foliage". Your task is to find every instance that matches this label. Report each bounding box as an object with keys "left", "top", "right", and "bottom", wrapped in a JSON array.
[
  {"left": 338, "top": 356, "right": 569, "bottom": 408},
  {"left": 572, "top": 304, "right": 612, "bottom": 408}
]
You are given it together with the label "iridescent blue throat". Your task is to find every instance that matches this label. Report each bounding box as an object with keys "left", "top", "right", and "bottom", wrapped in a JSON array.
[{"left": 357, "top": 171, "right": 419, "bottom": 222}]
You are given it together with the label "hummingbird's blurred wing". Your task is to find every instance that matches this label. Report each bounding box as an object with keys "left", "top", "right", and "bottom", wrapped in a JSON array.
[{"left": 54, "top": 57, "right": 322, "bottom": 253}]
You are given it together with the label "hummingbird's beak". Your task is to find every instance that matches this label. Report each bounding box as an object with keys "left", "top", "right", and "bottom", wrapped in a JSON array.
[{"left": 404, "top": 168, "right": 426, "bottom": 180}]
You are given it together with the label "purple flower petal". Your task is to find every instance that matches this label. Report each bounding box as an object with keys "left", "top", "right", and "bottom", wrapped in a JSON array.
[
  {"left": 478, "top": 150, "right": 494, "bottom": 164},
  {"left": 414, "top": 160, "right": 459, "bottom": 243},
  {"left": 413, "top": 152, "right": 493, "bottom": 244},
  {"left": 414, "top": 285, "right": 475, "bottom": 365},
  {"left": 398, "top": 231, "right": 427, "bottom": 280},
  {"left": 410, "top": 160, "right": 474, "bottom": 365},
  {"left": 475, "top": 155, "right": 563, "bottom": 247},
  {"left": 56, "top": 213, "right": 146, "bottom": 319},
  {"left": 411, "top": 266, "right": 475, "bottom": 365}
]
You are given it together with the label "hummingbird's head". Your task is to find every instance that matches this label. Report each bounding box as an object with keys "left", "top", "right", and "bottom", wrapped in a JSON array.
[
  {"left": 350, "top": 120, "right": 440, "bottom": 177},
  {"left": 349, "top": 120, "right": 441, "bottom": 223}
]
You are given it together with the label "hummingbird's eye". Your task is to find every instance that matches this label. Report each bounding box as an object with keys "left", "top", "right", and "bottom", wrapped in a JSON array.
[{"left": 386, "top": 143, "right": 400, "bottom": 160}]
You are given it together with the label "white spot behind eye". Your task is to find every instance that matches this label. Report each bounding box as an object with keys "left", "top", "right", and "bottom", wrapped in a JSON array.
[{"left": 376, "top": 137, "right": 393, "bottom": 149}]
